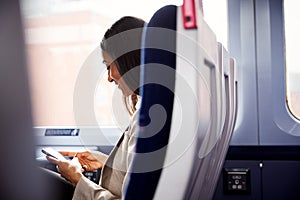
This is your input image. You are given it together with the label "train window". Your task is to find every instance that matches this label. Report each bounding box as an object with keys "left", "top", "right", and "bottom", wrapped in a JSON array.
[
  {"left": 284, "top": 0, "right": 300, "bottom": 120},
  {"left": 19, "top": 0, "right": 182, "bottom": 128},
  {"left": 202, "top": 0, "right": 228, "bottom": 49}
]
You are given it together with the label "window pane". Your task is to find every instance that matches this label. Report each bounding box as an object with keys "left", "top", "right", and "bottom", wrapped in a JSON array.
[
  {"left": 20, "top": 0, "right": 182, "bottom": 127},
  {"left": 202, "top": 0, "right": 228, "bottom": 49},
  {"left": 284, "top": 0, "right": 300, "bottom": 119}
]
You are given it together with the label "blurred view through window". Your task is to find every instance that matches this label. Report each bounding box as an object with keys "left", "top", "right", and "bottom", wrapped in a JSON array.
[
  {"left": 284, "top": 0, "right": 300, "bottom": 120},
  {"left": 20, "top": 0, "right": 228, "bottom": 127},
  {"left": 20, "top": 0, "right": 182, "bottom": 127}
]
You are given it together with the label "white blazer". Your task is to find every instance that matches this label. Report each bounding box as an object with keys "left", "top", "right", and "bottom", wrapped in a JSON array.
[{"left": 72, "top": 109, "right": 139, "bottom": 200}]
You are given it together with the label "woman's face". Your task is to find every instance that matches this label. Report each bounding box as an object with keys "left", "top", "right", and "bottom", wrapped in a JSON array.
[{"left": 102, "top": 51, "right": 133, "bottom": 96}]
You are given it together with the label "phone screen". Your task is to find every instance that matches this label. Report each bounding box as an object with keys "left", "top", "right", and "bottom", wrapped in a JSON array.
[{"left": 42, "top": 147, "right": 67, "bottom": 161}]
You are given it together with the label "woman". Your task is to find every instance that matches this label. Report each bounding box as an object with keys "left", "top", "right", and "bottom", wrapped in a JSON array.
[{"left": 47, "top": 16, "right": 146, "bottom": 199}]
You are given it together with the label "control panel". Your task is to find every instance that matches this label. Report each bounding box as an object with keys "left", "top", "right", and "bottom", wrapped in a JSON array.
[
  {"left": 83, "top": 170, "right": 101, "bottom": 183},
  {"left": 223, "top": 168, "right": 250, "bottom": 194}
]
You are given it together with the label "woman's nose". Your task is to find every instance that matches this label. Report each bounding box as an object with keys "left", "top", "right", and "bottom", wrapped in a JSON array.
[{"left": 107, "top": 73, "right": 114, "bottom": 82}]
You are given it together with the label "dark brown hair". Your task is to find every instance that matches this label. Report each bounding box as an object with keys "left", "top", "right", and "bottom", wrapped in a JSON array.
[{"left": 100, "top": 16, "right": 145, "bottom": 115}]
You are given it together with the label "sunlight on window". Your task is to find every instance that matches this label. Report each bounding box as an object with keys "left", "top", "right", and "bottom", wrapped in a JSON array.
[
  {"left": 20, "top": 0, "right": 182, "bottom": 127},
  {"left": 202, "top": 0, "right": 228, "bottom": 49},
  {"left": 284, "top": 0, "right": 300, "bottom": 120},
  {"left": 20, "top": 0, "right": 228, "bottom": 127}
]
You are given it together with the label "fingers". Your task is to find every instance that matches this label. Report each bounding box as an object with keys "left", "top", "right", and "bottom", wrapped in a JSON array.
[
  {"left": 46, "top": 155, "right": 59, "bottom": 164},
  {"left": 58, "top": 151, "right": 76, "bottom": 157},
  {"left": 81, "top": 165, "right": 88, "bottom": 172},
  {"left": 76, "top": 151, "right": 91, "bottom": 157},
  {"left": 59, "top": 150, "right": 90, "bottom": 158},
  {"left": 71, "top": 157, "right": 88, "bottom": 172},
  {"left": 56, "top": 158, "right": 81, "bottom": 173},
  {"left": 71, "top": 157, "right": 83, "bottom": 169}
]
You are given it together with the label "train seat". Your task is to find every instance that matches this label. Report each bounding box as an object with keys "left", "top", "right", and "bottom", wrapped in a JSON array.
[
  {"left": 124, "top": 0, "right": 237, "bottom": 199},
  {"left": 124, "top": 4, "right": 178, "bottom": 200}
]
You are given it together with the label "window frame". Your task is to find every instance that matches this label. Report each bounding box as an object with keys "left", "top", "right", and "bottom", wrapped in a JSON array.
[{"left": 255, "top": 0, "right": 300, "bottom": 144}]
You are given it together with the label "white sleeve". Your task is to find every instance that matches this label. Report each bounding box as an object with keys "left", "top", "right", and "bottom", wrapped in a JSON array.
[
  {"left": 72, "top": 176, "right": 120, "bottom": 200},
  {"left": 73, "top": 109, "right": 140, "bottom": 200}
]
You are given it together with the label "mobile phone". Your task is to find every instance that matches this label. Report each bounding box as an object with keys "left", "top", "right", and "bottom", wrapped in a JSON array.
[{"left": 41, "top": 147, "right": 66, "bottom": 161}]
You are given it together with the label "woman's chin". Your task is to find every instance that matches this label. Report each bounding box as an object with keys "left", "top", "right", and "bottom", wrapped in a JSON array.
[
  {"left": 121, "top": 89, "right": 132, "bottom": 97},
  {"left": 118, "top": 84, "right": 133, "bottom": 96}
]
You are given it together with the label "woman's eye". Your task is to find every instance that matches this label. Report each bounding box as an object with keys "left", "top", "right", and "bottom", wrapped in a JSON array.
[{"left": 106, "top": 65, "right": 111, "bottom": 71}]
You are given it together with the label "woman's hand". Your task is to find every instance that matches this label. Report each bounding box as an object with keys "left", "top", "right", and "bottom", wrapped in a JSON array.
[
  {"left": 46, "top": 156, "right": 83, "bottom": 186},
  {"left": 59, "top": 150, "right": 107, "bottom": 171}
]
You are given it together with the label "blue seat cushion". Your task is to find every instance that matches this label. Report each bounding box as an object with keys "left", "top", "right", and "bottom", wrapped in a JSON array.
[{"left": 124, "top": 5, "right": 177, "bottom": 200}]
